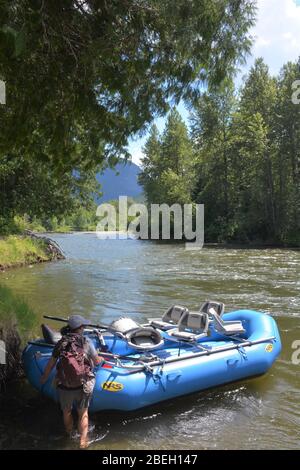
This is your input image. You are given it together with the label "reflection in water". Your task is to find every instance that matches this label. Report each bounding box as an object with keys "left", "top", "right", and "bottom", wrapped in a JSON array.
[{"left": 0, "top": 234, "right": 299, "bottom": 449}]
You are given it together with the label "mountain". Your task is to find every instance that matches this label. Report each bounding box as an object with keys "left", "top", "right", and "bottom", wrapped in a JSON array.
[{"left": 95, "top": 161, "right": 143, "bottom": 202}]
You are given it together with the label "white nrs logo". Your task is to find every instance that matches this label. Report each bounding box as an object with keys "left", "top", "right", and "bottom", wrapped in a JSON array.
[{"left": 0, "top": 80, "right": 6, "bottom": 105}]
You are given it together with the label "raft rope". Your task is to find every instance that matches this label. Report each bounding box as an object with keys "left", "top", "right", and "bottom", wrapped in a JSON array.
[
  {"left": 237, "top": 346, "right": 248, "bottom": 361},
  {"left": 141, "top": 362, "right": 154, "bottom": 374},
  {"left": 93, "top": 329, "right": 107, "bottom": 349},
  {"left": 141, "top": 359, "right": 167, "bottom": 391},
  {"left": 158, "top": 358, "right": 166, "bottom": 376}
]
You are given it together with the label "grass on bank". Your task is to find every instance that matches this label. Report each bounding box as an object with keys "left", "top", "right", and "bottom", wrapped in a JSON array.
[
  {"left": 0, "top": 284, "right": 38, "bottom": 336},
  {"left": 0, "top": 236, "right": 51, "bottom": 270},
  {"left": 0, "top": 198, "right": 142, "bottom": 235},
  {"left": 0, "top": 285, "right": 38, "bottom": 390}
]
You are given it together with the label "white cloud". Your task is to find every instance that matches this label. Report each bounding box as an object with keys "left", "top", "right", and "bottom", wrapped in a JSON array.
[
  {"left": 128, "top": 139, "right": 146, "bottom": 166},
  {"left": 130, "top": 149, "right": 144, "bottom": 166},
  {"left": 255, "top": 37, "right": 271, "bottom": 47},
  {"left": 250, "top": 0, "right": 300, "bottom": 74}
]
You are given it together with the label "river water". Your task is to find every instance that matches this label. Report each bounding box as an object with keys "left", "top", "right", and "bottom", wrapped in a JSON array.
[{"left": 0, "top": 233, "right": 299, "bottom": 449}]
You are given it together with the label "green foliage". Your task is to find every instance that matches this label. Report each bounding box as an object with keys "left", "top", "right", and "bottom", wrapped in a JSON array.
[
  {"left": 190, "top": 81, "right": 237, "bottom": 239},
  {"left": 274, "top": 60, "right": 300, "bottom": 243},
  {"left": 138, "top": 125, "right": 162, "bottom": 203},
  {"left": 0, "top": 153, "right": 102, "bottom": 225},
  {"left": 193, "top": 58, "right": 300, "bottom": 245},
  {"left": 0, "top": 215, "right": 46, "bottom": 235},
  {"left": 70, "top": 207, "right": 93, "bottom": 231},
  {"left": 0, "top": 200, "right": 140, "bottom": 234},
  {"left": 0, "top": 1, "right": 255, "bottom": 169},
  {"left": 0, "top": 284, "right": 38, "bottom": 389},
  {"left": 0, "top": 215, "right": 22, "bottom": 236},
  {"left": 140, "top": 109, "right": 195, "bottom": 207},
  {"left": 0, "top": 284, "right": 37, "bottom": 337},
  {"left": 0, "top": 235, "right": 51, "bottom": 269},
  {"left": 0, "top": 285, "right": 38, "bottom": 392},
  {"left": 140, "top": 58, "right": 300, "bottom": 246},
  {"left": 0, "top": 1, "right": 256, "bottom": 240}
]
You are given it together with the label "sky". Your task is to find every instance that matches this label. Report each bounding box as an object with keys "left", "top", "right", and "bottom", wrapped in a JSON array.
[{"left": 128, "top": 0, "right": 300, "bottom": 166}]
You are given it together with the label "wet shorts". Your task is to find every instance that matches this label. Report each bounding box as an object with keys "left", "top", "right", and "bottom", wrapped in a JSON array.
[{"left": 57, "top": 386, "right": 92, "bottom": 410}]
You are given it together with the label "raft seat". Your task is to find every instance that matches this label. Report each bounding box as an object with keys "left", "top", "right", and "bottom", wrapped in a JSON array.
[
  {"left": 207, "top": 308, "right": 245, "bottom": 336},
  {"left": 168, "top": 311, "right": 209, "bottom": 342},
  {"left": 199, "top": 301, "right": 245, "bottom": 336},
  {"left": 41, "top": 324, "right": 62, "bottom": 345},
  {"left": 149, "top": 305, "right": 188, "bottom": 331},
  {"left": 200, "top": 300, "right": 225, "bottom": 317}
]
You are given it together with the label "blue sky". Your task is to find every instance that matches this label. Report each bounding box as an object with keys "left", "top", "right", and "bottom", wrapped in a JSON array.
[{"left": 128, "top": 0, "right": 300, "bottom": 166}]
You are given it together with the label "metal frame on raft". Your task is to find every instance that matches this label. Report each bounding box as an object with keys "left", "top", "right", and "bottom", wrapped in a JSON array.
[{"left": 29, "top": 334, "right": 276, "bottom": 373}]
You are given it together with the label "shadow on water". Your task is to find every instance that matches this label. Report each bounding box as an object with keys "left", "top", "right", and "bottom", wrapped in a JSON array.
[{"left": 0, "top": 370, "right": 281, "bottom": 450}]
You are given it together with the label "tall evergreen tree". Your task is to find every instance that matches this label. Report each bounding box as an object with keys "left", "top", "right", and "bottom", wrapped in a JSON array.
[
  {"left": 240, "top": 59, "right": 277, "bottom": 239},
  {"left": 139, "top": 109, "right": 195, "bottom": 206},
  {"left": 139, "top": 124, "right": 162, "bottom": 204},
  {"left": 229, "top": 108, "right": 269, "bottom": 240},
  {"left": 274, "top": 60, "right": 300, "bottom": 244},
  {"left": 190, "top": 58, "right": 300, "bottom": 245},
  {"left": 190, "top": 81, "right": 237, "bottom": 241}
]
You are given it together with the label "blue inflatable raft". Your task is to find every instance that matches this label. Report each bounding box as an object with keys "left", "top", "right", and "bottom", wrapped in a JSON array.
[{"left": 22, "top": 301, "right": 281, "bottom": 412}]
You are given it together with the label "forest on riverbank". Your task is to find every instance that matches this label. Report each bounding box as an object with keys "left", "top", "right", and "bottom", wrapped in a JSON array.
[
  {"left": 3, "top": 58, "right": 299, "bottom": 247},
  {"left": 0, "top": 1, "right": 257, "bottom": 243},
  {"left": 139, "top": 58, "right": 300, "bottom": 247},
  {"left": 1, "top": 2, "right": 299, "bottom": 252}
]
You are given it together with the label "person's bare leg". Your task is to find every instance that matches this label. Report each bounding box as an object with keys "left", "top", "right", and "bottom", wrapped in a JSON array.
[
  {"left": 63, "top": 408, "right": 73, "bottom": 436},
  {"left": 78, "top": 408, "right": 89, "bottom": 448}
]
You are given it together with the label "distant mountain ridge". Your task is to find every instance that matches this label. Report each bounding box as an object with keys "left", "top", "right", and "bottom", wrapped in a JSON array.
[{"left": 96, "top": 161, "right": 143, "bottom": 202}]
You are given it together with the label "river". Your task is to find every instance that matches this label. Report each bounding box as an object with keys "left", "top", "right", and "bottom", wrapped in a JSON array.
[{"left": 0, "top": 233, "right": 299, "bottom": 449}]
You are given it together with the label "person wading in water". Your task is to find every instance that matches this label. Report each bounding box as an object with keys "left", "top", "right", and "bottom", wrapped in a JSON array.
[{"left": 41, "top": 315, "right": 104, "bottom": 448}]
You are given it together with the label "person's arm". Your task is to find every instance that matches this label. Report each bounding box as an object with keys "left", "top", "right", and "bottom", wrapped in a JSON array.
[
  {"left": 87, "top": 338, "right": 105, "bottom": 366},
  {"left": 40, "top": 340, "right": 61, "bottom": 384},
  {"left": 40, "top": 356, "right": 57, "bottom": 384}
]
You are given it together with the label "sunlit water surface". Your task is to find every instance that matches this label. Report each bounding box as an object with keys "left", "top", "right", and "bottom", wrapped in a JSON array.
[{"left": 0, "top": 233, "right": 299, "bottom": 449}]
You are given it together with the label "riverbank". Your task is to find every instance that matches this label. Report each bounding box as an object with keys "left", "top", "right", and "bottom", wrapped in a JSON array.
[
  {"left": 26, "top": 230, "right": 300, "bottom": 249},
  {"left": 0, "top": 234, "right": 64, "bottom": 271},
  {"left": 0, "top": 285, "right": 38, "bottom": 391}
]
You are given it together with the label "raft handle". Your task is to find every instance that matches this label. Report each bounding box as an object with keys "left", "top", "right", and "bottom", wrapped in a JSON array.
[
  {"left": 167, "top": 370, "right": 182, "bottom": 381},
  {"left": 226, "top": 358, "right": 239, "bottom": 366}
]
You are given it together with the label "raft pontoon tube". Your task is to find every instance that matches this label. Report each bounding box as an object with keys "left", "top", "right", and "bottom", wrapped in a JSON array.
[{"left": 22, "top": 302, "right": 281, "bottom": 412}]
